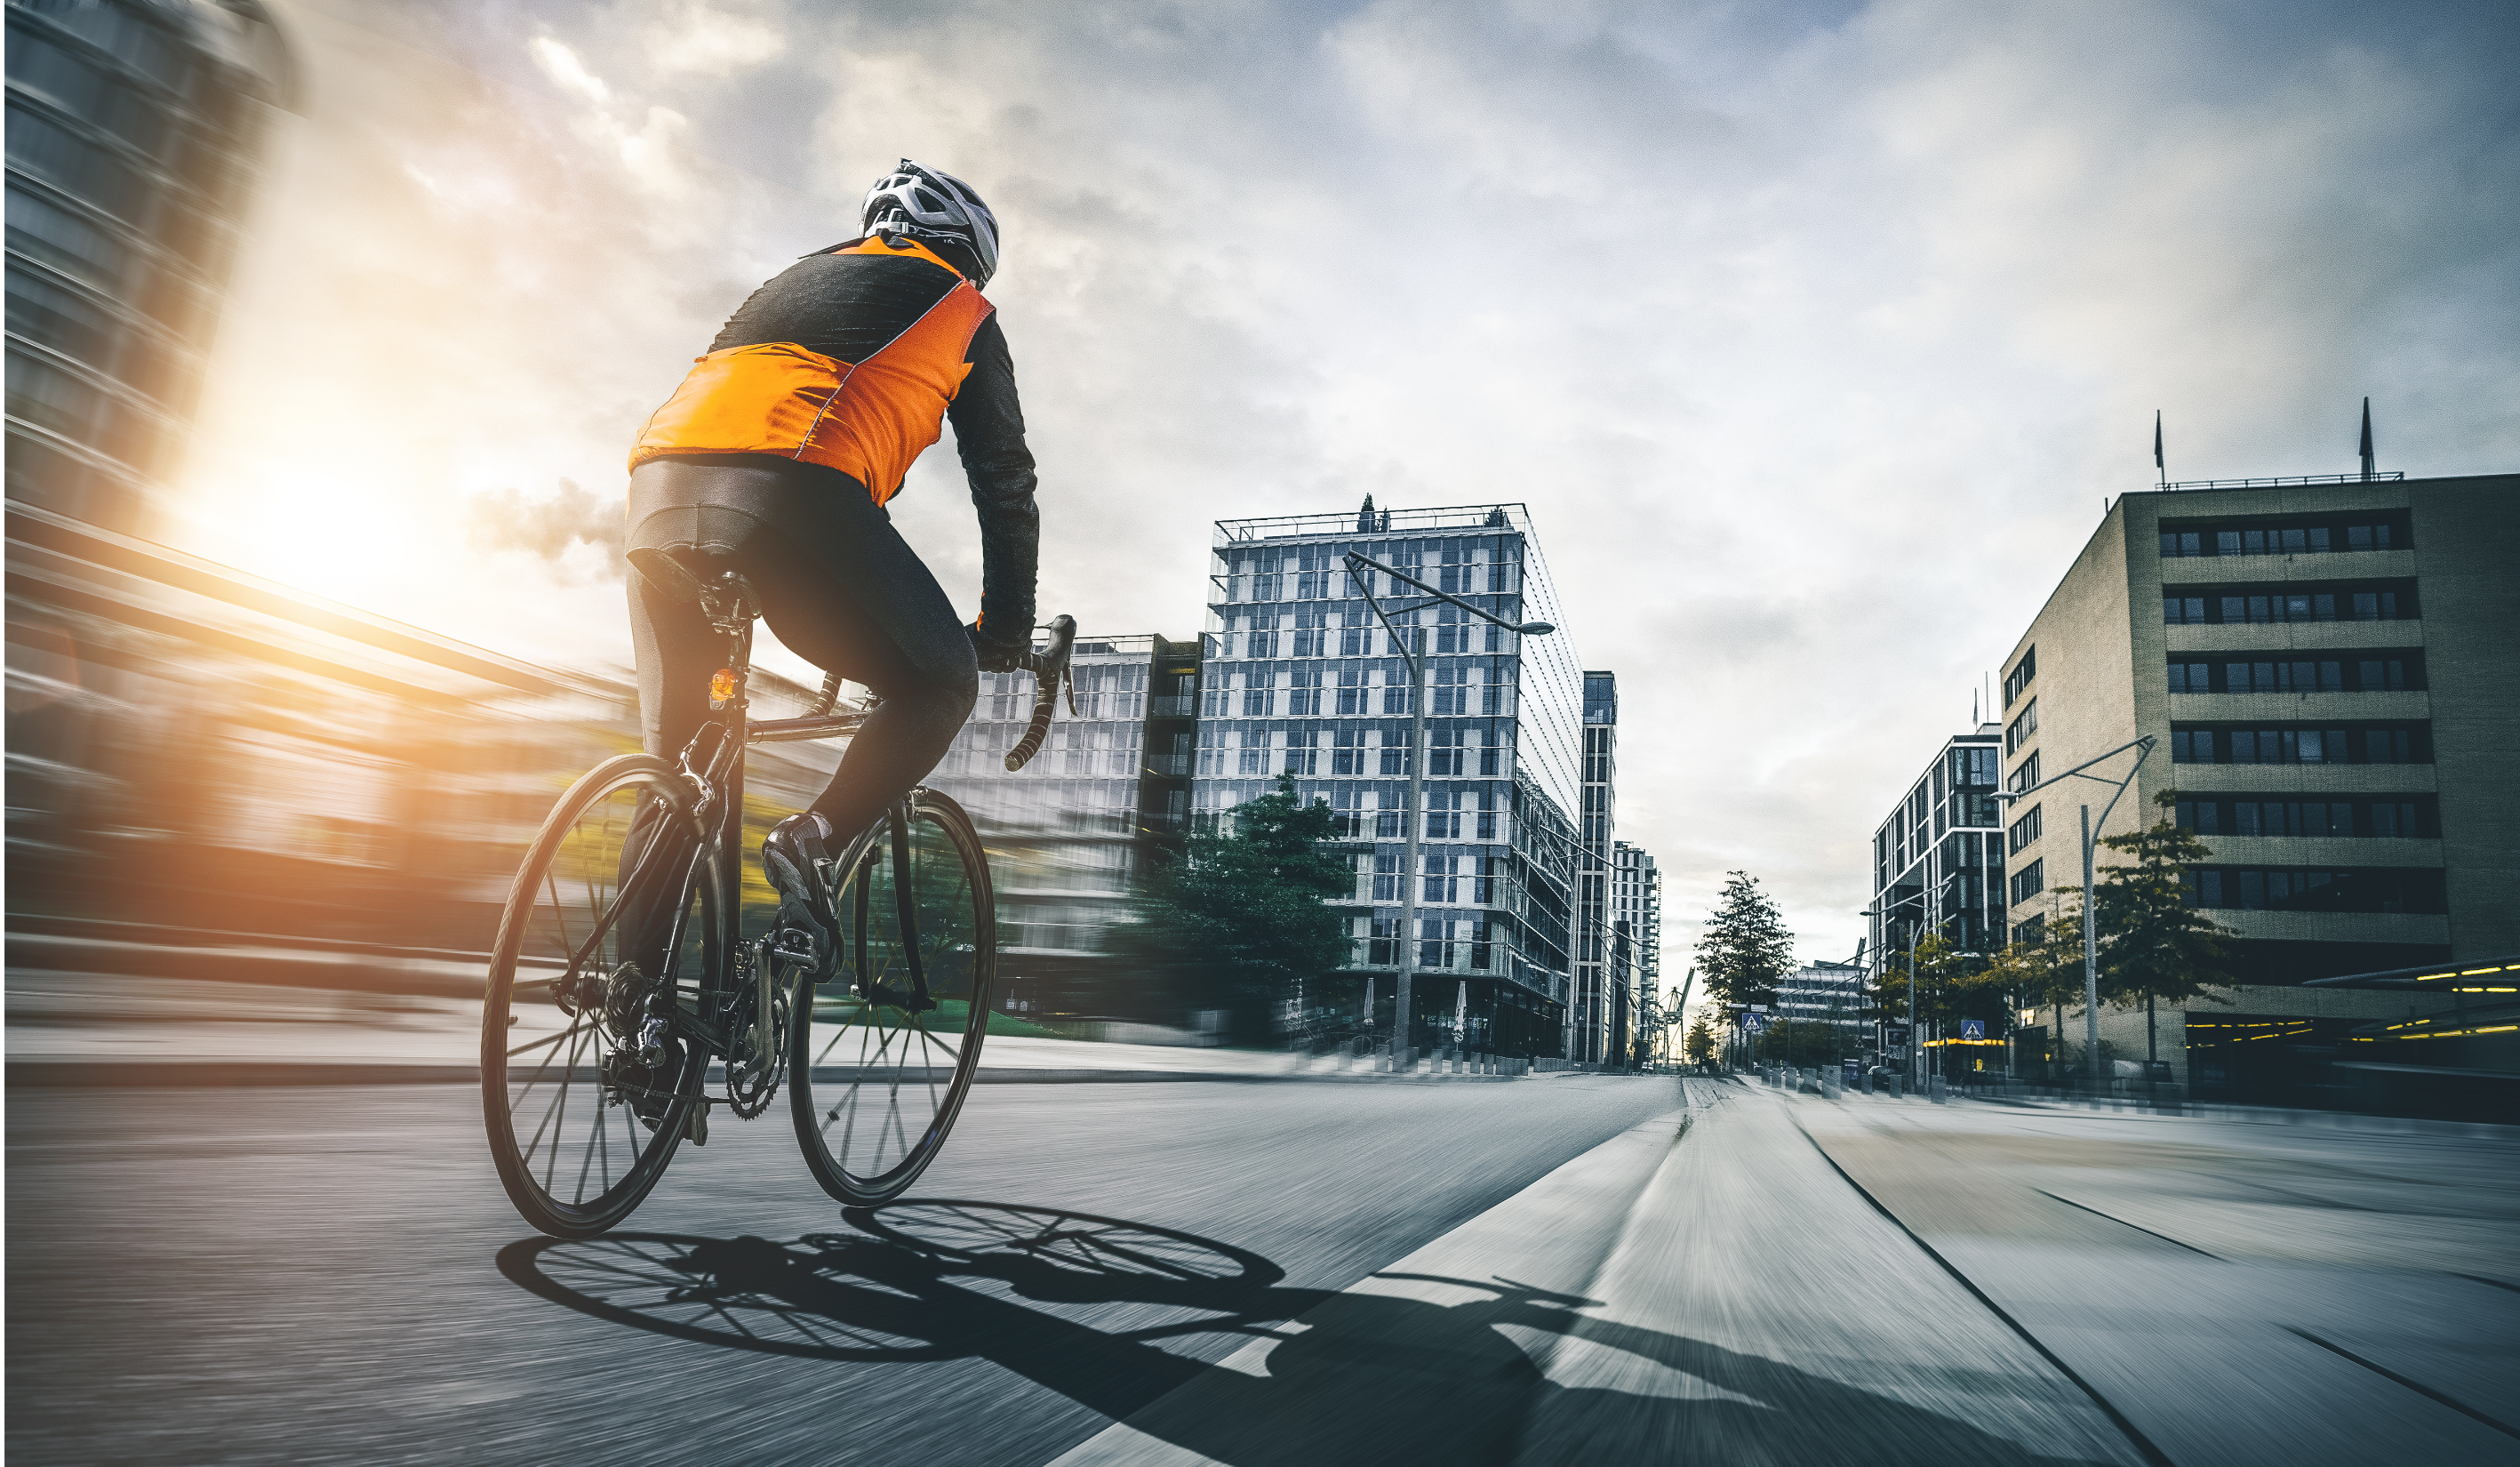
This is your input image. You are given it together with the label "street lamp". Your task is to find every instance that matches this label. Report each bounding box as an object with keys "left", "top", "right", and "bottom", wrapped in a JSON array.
[
  {"left": 1990, "top": 735, "right": 2154, "bottom": 1092},
  {"left": 1864, "top": 871, "right": 1961, "bottom": 1094},
  {"left": 1345, "top": 549, "right": 1556, "bottom": 1072}
]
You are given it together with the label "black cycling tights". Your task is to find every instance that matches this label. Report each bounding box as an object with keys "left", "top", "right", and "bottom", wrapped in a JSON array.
[{"left": 627, "top": 455, "right": 978, "bottom": 846}]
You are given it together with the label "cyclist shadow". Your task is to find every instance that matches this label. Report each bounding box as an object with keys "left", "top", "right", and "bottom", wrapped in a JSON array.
[{"left": 495, "top": 1201, "right": 2118, "bottom": 1467}]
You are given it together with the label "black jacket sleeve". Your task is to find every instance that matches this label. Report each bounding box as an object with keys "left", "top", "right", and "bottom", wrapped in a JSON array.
[{"left": 947, "top": 314, "right": 1039, "bottom": 645}]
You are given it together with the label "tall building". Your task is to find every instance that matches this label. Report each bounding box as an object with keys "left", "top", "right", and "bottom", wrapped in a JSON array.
[
  {"left": 1868, "top": 725, "right": 2008, "bottom": 963},
  {"left": 8, "top": 0, "right": 292, "bottom": 536},
  {"left": 1612, "top": 840, "right": 1661, "bottom": 1063},
  {"left": 1573, "top": 671, "right": 1618, "bottom": 1061},
  {"left": 1993, "top": 469, "right": 2517, "bottom": 1098},
  {"left": 924, "top": 634, "right": 1200, "bottom": 1006},
  {"left": 1200, "top": 501, "right": 1585, "bottom": 1057}
]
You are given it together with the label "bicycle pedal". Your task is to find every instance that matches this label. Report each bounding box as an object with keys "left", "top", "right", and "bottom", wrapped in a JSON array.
[{"left": 687, "top": 1101, "right": 708, "bottom": 1146}]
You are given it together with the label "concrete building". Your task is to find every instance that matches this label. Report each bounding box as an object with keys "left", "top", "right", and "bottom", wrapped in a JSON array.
[
  {"left": 924, "top": 634, "right": 1200, "bottom": 1009},
  {"left": 1612, "top": 839, "right": 1661, "bottom": 1064},
  {"left": 1993, "top": 469, "right": 2518, "bottom": 1101},
  {"left": 1199, "top": 501, "right": 1584, "bottom": 1057}
]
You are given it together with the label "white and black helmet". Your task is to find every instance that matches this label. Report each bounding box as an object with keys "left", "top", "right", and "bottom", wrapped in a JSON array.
[{"left": 861, "top": 159, "right": 1000, "bottom": 286}]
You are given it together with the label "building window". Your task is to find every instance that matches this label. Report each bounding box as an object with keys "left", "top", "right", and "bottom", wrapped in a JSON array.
[
  {"left": 2184, "top": 867, "right": 2444, "bottom": 913},
  {"left": 2007, "top": 804, "right": 2043, "bottom": 855},
  {"left": 1332, "top": 727, "right": 1364, "bottom": 775},
  {"left": 2004, "top": 698, "right": 2037, "bottom": 756},
  {"left": 2009, "top": 859, "right": 2044, "bottom": 905},
  {"left": 2159, "top": 516, "right": 2406, "bottom": 557},
  {"left": 2006, "top": 751, "right": 2041, "bottom": 794},
  {"left": 2171, "top": 724, "right": 2426, "bottom": 766},
  {"left": 1286, "top": 665, "right": 1323, "bottom": 715},
  {"left": 2004, "top": 647, "right": 2036, "bottom": 707}
]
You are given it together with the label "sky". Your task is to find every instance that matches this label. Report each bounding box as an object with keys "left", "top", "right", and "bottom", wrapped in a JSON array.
[{"left": 173, "top": 0, "right": 2520, "bottom": 986}]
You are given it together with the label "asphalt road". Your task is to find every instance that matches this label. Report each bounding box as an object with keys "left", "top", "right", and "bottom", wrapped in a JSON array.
[
  {"left": 5, "top": 1074, "right": 1685, "bottom": 1467},
  {"left": 10, "top": 1076, "right": 2517, "bottom": 1467}
]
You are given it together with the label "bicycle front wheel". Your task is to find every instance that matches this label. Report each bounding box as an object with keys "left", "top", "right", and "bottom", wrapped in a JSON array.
[
  {"left": 789, "top": 789, "right": 996, "bottom": 1205},
  {"left": 484, "top": 755, "right": 722, "bottom": 1238}
]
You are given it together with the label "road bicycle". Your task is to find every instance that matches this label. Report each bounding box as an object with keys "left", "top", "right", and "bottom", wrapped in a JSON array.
[{"left": 481, "top": 548, "right": 1076, "bottom": 1238}]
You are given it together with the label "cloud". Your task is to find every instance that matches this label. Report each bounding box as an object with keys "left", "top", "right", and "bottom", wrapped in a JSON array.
[{"left": 466, "top": 480, "right": 624, "bottom": 579}]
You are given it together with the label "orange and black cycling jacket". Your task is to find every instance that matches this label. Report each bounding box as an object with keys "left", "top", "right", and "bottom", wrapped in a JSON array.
[{"left": 628, "top": 233, "right": 1038, "bottom": 636}]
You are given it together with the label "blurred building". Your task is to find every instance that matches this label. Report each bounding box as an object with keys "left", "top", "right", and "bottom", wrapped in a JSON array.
[
  {"left": 1200, "top": 502, "right": 1582, "bottom": 1057},
  {"left": 7, "top": 0, "right": 292, "bottom": 537},
  {"left": 1991, "top": 467, "right": 2517, "bottom": 1107},
  {"left": 924, "top": 633, "right": 1200, "bottom": 1012}
]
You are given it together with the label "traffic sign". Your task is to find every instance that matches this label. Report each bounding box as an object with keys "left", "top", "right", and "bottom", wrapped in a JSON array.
[
  {"left": 1962, "top": 1020, "right": 1985, "bottom": 1041},
  {"left": 1743, "top": 1013, "right": 1768, "bottom": 1033}
]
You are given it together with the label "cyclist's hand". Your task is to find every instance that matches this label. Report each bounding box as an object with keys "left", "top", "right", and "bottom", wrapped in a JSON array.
[{"left": 969, "top": 621, "right": 1030, "bottom": 673}]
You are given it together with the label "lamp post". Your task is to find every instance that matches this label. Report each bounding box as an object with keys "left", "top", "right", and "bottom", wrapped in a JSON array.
[
  {"left": 1991, "top": 735, "right": 2154, "bottom": 1092},
  {"left": 1344, "top": 549, "right": 1555, "bottom": 1072},
  {"left": 1864, "top": 870, "right": 1959, "bottom": 1093}
]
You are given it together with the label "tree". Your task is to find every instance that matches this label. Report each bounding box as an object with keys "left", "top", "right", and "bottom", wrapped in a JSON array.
[
  {"left": 1129, "top": 774, "right": 1355, "bottom": 1043},
  {"left": 1693, "top": 871, "right": 1795, "bottom": 1010},
  {"left": 2094, "top": 790, "right": 2236, "bottom": 1062},
  {"left": 1684, "top": 1016, "right": 1718, "bottom": 1068}
]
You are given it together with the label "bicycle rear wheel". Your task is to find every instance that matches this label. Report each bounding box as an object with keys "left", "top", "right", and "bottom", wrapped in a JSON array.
[
  {"left": 484, "top": 755, "right": 721, "bottom": 1237},
  {"left": 788, "top": 789, "right": 996, "bottom": 1205}
]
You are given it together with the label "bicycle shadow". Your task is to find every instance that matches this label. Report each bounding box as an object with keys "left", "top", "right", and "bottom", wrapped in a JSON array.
[{"left": 496, "top": 1201, "right": 2123, "bottom": 1466}]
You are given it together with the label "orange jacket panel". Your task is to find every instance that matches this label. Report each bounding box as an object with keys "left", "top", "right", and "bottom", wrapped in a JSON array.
[{"left": 628, "top": 236, "right": 996, "bottom": 505}]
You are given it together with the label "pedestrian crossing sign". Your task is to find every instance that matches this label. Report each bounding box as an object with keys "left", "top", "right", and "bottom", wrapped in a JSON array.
[{"left": 1962, "top": 1020, "right": 1985, "bottom": 1040}]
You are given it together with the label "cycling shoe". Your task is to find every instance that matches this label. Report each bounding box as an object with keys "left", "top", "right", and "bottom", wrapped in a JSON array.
[{"left": 762, "top": 811, "right": 844, "bottom": 944}]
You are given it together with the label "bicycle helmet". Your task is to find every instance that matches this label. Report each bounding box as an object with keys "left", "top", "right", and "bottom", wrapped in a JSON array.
[{"left": 860, "top": 159, "right": 1000, "bottom": 287}]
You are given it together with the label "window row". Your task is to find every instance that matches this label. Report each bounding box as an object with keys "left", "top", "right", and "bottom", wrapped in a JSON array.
[
  {"left": 2009, "top": 858, "right": 2044, "bottom": 905},
  {"left": 1199, "top": 672, "right": 1515, "bottom": 719},
  {"left": 2158, "top": 516, "right": 2405, "bottom": 558},
  {"left": 1198, "top": 725, "right": 1511, "bottom": 779},
  {"left": 2169, "top": 724, "right": 2427, "bottom": 766},
  {"left": 2173, "top": 798, "right": 2435, "bottom": 840},
  {"left": 2165, "top": 654, "right": 2421, "bottom": 694},
  {"left": 2008, "top": 751, "right": 2042, "bottom": 794},
  {"left": 2008, "top": 804, "right": 2043, "bottom": 854},
  {"left": 2161, "top": 586, "right": 2413, "bottom": 625},
  {"left": 2005, "top": 698, "right": 2037, "bottom": 756},
  {"left": 2004, "top": 646, "right": 2036, "bottom": 708},
  {"left": 1212, "top": 616, "right": 1519, "bottom": 659},
  {"left": 1362, "top": 916, "right": 1499, "bottom": 973},
  {"left": 1367, "top": 851, "right": 1513, "bottom": 904},
  {"left": 2182, "top": 867, "right": 2444, "bottom": 914}
]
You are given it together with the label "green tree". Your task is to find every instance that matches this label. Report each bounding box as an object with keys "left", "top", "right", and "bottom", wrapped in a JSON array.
[
  {"left": 1684, "top": 1016, "right": 1718, "bottom": 1067},
  {"left": 1693, "top": 871, "right": 1795, "bottom": 1009},
  {"left": 1129, "top": 774, "right": 1355, "bottom": 1043},
  {"left": 2095, "top": 790, "right": 2236, "bottom": 1062}
]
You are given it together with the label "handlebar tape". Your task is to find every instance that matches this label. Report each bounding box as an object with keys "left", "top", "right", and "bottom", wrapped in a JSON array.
[{"left": 1003, "top": 614, "right": 1078, "bottom": 772}]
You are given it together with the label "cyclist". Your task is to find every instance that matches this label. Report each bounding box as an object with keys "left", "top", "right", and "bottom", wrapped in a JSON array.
[{"left": 624, "top": 159, "right": 1037, "bottom": 950}]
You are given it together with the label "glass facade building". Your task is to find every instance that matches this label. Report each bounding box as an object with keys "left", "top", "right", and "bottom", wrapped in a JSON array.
[
  {"left": 1202, "top": 501, "right": 1583, "bottom": 1056},
  {"left": 1612, "top": 839, "right": 1661, "bottom": 1063},
  {"left": 1869, "top": 726, "right": 2008, "bottom": 970}
]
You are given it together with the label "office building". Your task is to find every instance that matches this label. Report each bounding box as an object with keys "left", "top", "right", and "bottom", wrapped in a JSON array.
[
  {"left": 925, "top": 634, "right": 1200, "bottom": 1003},
  {"left": 1572, "top": 672, "right": 1619, "bottom": 1061},
  {"left": 1993, "top": 468, "right": 2517, "bottom": 1098},
  {"left": 1868, "top": 725, "right": 2008, "bottom": 966},
  {"left": 1200, "top": 501, "right": 1584, "bottom": 1057},
  {"left": 1612, "top": 839, "right": 1661, "bottom": 1064},
  {"left": 1774, "top": 961, "right": 1869, "bottom": 1033}
]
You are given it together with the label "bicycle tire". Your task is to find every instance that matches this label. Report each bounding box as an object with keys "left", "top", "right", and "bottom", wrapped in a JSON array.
[
  {"left": 788, "top": 788, "right": 996, "bottom": 1205},
  {"left": 484, "top": 754, "right": 722, "bottom": 1237}
]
